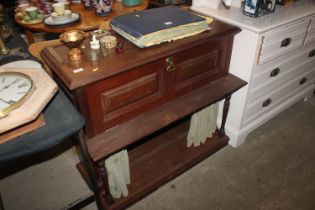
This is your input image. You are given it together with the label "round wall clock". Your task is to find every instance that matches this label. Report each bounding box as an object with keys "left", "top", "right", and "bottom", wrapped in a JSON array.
[
  {"left": 0, "top": 72, "right": 35, "bottom": 118},
  {"left": 0, "top": 60, "right": 58, "bottom": 134}
]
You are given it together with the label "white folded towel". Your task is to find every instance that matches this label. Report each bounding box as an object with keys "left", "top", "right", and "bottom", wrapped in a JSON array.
[{"left": 187, "top": 103, "right": 218, "bottom": 147}]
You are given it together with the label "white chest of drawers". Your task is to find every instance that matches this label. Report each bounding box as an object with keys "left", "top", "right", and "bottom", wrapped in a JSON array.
[{"left": 192, "top": 0, "right": 315, "bottom": 147}]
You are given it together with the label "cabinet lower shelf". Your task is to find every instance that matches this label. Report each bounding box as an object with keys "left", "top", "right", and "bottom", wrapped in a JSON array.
[{"left": 78, "top": 119, "right": 228, "bottom": 210}]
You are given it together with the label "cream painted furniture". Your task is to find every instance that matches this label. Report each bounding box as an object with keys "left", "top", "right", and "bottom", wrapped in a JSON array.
[{"left": 192, "top": 0, "right": 315, "bottom": 147}]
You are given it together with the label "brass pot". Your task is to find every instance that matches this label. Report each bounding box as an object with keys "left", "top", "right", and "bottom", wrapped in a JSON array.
[{"left": 60, "top": 30, "right": 85, "bottom": 61}]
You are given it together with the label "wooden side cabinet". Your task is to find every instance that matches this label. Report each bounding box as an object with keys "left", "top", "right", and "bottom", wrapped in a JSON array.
[{"left": 41, "top": 20, "right": 246, "bottom": 210}]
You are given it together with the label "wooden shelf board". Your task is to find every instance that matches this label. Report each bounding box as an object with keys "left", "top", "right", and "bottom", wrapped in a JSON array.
[
  {"left": 87, "top": 74, "right": 246, "bottom": 162},
  {"left": 78, "top": 120, "right": 228, "bottom": 210}
]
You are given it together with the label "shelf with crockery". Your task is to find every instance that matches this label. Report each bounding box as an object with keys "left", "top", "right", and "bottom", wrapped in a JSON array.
[{"left": 14, "top": 0, "right": 148, "bottom": 44}]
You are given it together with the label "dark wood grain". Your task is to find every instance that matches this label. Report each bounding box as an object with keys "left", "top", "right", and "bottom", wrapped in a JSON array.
[
  {"left": 87, "top": 74, "right": 246, "bottom": 161},
  {"left": 41, "top": 18, "right": 246, "bottom": 210},
  {"left": 219, "top": 94, "right": 231, "bottom": 137},
  {"left": 79, "top": 122, "right": 228, "bottom": 210},
  {"left": 41, "top": 20, "right": 240, "bottom": 91},
  {"left": 41, "top": 20, "right": 240, "bottom": 137}
]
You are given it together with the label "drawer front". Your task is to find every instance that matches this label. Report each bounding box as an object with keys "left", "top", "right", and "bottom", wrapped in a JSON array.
[
  {"left": 85, "top": 60, "right": 165, "bottom": 133},
  {"left": 259, "top": 31, "right": 307, "bottom": 65},
  {"left": 263, "top": 19, "right": 310, "bottom": 43},
  {"left": 244, "top": 69, "right": 315, "bottom": 125},
  {"left": 251, "top": 44, "right": 315, "bottom": 95},
  {"left": 261, "top": 31, "right": 306, "bottom": 55},
  {"left": 257, "top": 19, "right": 310, "bottom": 65},
  {"left": 249, "top": 60, "right": 315, "bottom": 103},
  {"left": 171, "top": 37, "right": 230, "bottom": 96}
]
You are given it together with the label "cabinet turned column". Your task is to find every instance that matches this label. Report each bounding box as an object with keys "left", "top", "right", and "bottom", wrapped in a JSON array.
[
  {"left": 96, "top": 161, "right": 114, "bottom": 205},
  {"left": 219, "top": 94, "right": 231, "bottom": 137},
  {"left": 76, "top": 132, "right": 104, "bottom": 210}
]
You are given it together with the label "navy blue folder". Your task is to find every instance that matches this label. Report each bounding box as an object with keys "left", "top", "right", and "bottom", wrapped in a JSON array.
[{"left": 109, "top": 6, "right": 206, "bottom": 39}]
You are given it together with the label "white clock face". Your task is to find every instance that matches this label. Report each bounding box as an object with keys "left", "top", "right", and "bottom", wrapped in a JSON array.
[{"left": 0, "top": 72, "right": 33, "bottom": 116}]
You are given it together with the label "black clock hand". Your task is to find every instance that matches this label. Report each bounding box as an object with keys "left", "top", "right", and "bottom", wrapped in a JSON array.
[{"left": 0, "top": 98, "right": 15, "bottom": 105}]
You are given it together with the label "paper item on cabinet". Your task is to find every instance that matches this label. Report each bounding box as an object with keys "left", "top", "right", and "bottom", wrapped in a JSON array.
[
  {"left": 105, "top": 149, "right": 131, "bottom": 198},
  {"left": 187, "top": 103, "right": 218, "bottom": 147},
  {"left": 109, "top": 6, "right": 212, "bottom": 48}
]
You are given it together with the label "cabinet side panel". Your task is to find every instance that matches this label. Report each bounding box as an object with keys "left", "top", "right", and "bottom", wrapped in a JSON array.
[
  {"left": 228, "top": 29, "right": 261, "bottom": 81},
  {"left": 218, "top": 29, "right": 260, "bottom": 146}
]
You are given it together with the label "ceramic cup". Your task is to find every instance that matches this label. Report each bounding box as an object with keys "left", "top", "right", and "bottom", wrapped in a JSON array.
[
  {"left": 92, "top": 0, "right": 113, "bottom": 16},
  {"left": 25, "top": 6, "right": 39, "bottom": 20},
  {"left": 54, "top": 0, "right": 71, "bottom": 9},
  {"left": 18, "top": 3, "right": 31, "bottom": 16},
  {"left": 52, "top": 2, "right": 65, "bottom": 16}
]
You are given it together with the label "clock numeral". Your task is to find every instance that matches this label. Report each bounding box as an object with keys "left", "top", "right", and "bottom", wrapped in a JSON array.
[
  {"left": 13, "top": 78, "right": 22, "bottom": 84},
  {"left": 2, "top": 78, "right": 5, "bottom": 83},
  {"left": 17, "top": 91, "right": 27, "bottom": 94},
  {"left": 0, "top": 98, "right": 16, "bottom": 105},
  {"left": 18, "top": 82, "right": 30, "bottom": 88}
]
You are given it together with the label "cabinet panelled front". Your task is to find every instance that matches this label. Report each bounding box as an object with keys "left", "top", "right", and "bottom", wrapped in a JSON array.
[
  {"left": 245, "top": 22, "right": 315, "bottom": 126},
  {"left": 232, "top": 13, "right": 315, "bottom": 146},
  {"left": 172, "top": 38, "right": 230, "bottom": 95},
  {"left": 83, "top": 60, "right": 165, "bottom": 133},
  {"left": 81, "top": 36, "right": 232, "bottom": 135},
  {"left": 244, "top": 68, "right": 315, "bottom": 125}
]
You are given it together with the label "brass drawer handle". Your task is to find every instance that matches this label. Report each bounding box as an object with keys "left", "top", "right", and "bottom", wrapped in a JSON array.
[
  {"left": 270, "top": 68, "right": 280, "bottom": 77},
  {"left": 166, "top": 57, "right": 176, "bottom": 72},
  {"left": 262, "top": 98, "right": 272, "bottom": 107},
  {"left": 281, "top": 38, "right": 291, "bottom": 47}
]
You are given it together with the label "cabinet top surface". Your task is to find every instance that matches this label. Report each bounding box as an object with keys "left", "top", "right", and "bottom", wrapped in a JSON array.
[
  {"left": 41, "top": 20, "right": 239, "bottom": 91},
  {"left": 191, "top": 0, "right": 315, "bottom": 34}
]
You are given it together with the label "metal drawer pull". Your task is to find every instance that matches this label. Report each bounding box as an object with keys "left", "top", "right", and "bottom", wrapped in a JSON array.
[
  {"left": 299, "top": 77, "right": 307, "bottom": 85},
  {"left": 262, "top": 98, "right": 272, "bottom": 107},
  {"left": 166, "top": 57, "right": 176, "bottom": 72},
  {"left": 270, "top": 68, "right": 280, "bottom": 77},
  {"left": 309, "top": 49, "right": 315, "bottom": 57},
  {"left": 281, "top": 38, "right": 291, "bottom": 47}
]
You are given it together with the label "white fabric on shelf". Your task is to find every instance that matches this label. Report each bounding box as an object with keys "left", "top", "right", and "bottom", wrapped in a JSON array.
[
  {"left": 187, "top": 103, "right": 218, "bottom": 147},
  {"left": 105, "top": 149, "right": 131, "bottom": 198}
]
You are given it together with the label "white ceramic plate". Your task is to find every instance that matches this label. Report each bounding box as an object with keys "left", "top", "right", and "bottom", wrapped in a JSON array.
[{"left": 43, "top": 12, "right": 80, "bottom": 26}]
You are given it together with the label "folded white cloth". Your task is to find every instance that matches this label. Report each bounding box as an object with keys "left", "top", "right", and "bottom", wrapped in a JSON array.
[
  {"left": 105, "top": 150, "right": 131, "bottom": 198},
  {"left": 187, "top": 103, "right": 218, "bottom": 147}
]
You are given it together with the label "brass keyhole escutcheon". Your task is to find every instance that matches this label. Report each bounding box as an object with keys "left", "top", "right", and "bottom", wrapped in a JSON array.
[{"left": 166, "top": 57, "right": 176, "bottom": 72}]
